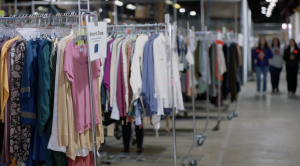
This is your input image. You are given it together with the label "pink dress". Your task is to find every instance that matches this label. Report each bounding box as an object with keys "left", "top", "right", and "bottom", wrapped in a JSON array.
[{"left": 64, "top": 41, "right": 101, "bottom": 133}]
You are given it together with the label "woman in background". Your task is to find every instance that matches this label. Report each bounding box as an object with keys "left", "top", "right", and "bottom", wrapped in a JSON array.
[
  {"left": 269, "top": 38, "right": 283, "bottom": 93},
  {"left": 253, "top": 37, "right": 273, "bottom": 96},
  {"left": 283, "top": 39, "right": 300, "bottom": 96}
]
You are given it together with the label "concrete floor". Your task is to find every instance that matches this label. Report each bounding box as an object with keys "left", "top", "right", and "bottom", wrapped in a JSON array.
[{"left": 99, "top": 70, "right": 300, "bottom": 166}]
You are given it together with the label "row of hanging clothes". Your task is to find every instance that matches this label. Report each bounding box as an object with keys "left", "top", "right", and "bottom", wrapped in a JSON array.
[
  {"left": 101, "top": 24, "right": 184, "bottom": 134},
  {"left": 0, "top": 14, "right": 103, "bottom": 166},
  {"left": 177, "top": 29, "right": 242, "bottom": 107}
]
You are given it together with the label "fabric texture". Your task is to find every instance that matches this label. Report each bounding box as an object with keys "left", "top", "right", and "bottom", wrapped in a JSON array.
[{"left": 10, "top": 41, "right": 31, "bottom": 162}]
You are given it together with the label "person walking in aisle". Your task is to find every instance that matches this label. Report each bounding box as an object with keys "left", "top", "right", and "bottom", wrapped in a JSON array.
[
  {"left": 269, "top": 38, "right": 283, "bottom": 93},
  {"left": 283, "top": 39, "right": 300, "bottom": 97},
  {"left": 253, "top": 37, "right": 273, "bottom": 97}
]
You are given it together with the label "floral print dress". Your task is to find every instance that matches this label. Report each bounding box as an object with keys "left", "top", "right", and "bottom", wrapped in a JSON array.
[{"left": 10, "top": 41, "right": 31, "bottom": 162}]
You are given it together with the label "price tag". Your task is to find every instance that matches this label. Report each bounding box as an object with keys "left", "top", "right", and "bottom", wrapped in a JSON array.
[{"left": 86, "top": 21, "right": 107, "bottom": 61}]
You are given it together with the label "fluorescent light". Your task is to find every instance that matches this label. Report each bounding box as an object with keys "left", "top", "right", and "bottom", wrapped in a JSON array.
[
  {"left": 282, "top": 23, "right": 287, "bottom": 29},
  {"left": 272, "top": 0, "right": 278, "bottom": 2},
  {"left": 34, "top": 12, "right": 38, "bottom": 15},
  {"left": 261, "top": 7, "right": 266, "bottom": 10},
  {"left": 190, "top": 11, "right": 196, "bottom": 16},
  {"left": 261, "top": 10, "right": 266, "bottom": 14},
  {"left": 173, "top": 3, "right": 181, "bottom": 9},
  {"left": 126, "top": 4, "right": 136, "bottom": 10},
  {"left": 179, "top": 8, "right": 185, "bottom": 13},
  {"left": 115, "top": 0, "right": 123, "bottom": 6},
  {"left": 166, "top": 0, "right": 173, "bottom": 5},
  {"left": 99, "top": 8, "right": 103, "bottom": 13},
  {"left": 266, "top": 0, "right": 271, "bottom": 2},
  {"left": 103, "top": 18, "right": 111, "bottom": 23},
  {"left": 288, "top": 23, "right": 292, "bottom": 29}
]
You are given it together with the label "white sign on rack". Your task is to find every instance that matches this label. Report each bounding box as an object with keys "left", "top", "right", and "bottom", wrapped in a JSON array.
[{"left": 86, "top": 21, "right": 107, "bottom": 61}]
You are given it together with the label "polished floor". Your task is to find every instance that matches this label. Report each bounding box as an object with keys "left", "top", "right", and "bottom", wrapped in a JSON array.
[{"left": 99, "top": 70, "right": 300, "bottom": 166}]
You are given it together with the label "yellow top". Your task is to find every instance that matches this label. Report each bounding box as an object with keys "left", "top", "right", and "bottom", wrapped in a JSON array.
[{"left": 0, "top": 36, "right": 18, "bottom": 122}]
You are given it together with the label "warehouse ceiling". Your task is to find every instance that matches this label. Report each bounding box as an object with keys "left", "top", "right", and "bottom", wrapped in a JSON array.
[{"left": 248, "top": 0, "right": 300, "bottom": 23}]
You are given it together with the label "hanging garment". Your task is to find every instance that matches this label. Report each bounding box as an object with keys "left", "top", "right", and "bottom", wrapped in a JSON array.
[
  {"left": 130, "top": 35, "right": 148, "bottom": 102},
  {"left": 50, "top": 34, "right": 74, "bottom": 152},
  {"left": 229, "top": 44, "right": 238, "bottom": 102},
  {"left": 141, "top": 34, "right": 159, "bottom": 116},
  {"left": 1, "top": 37, "right": 18, "bottom": 165},
  {"left": 153, "top": 33, "right": 168, "bottom": 116},
  {"left": 109, "top": 38, "right": 123, "bottom": 107},
  {"left": 185, "top": 30, "right": 196, "bottom": 65},
  {"left": 63, "top": 41, "right": 101, "bottom": 133},
  {"left": 61, "top": 40, "right": 103, "bottom": 160},
  {"left": 55, "top": 35, "right": 103, "bottom": 160},
  {"left": 111, "top": 38, "right": 125, "bottom": 120},
  {"left": 116, "top": 41, "right": 127, "bottom": 117},
  {"left": 201, "top": 36, "right": 211, "bottom": 85},
  {"left": 68, "top": 151, "right": 94, "bottom": 166},
  {"left": 197, "top": 40, "right": 207, "bottom": 94},
  {"left": 102, "top": 38, "right": 115, "bottom": 94},
  {"left": 0, "top": 36, "right": 19, "bottom": 122},
  {"left": 10, "top": 41, "right": 31, "bottom": 162},
  {"left": 0, "top": 37, "right": 10, "bottom": 155},
  {"left": 122, "top": 40, "right": 129, "bottom": 113}
]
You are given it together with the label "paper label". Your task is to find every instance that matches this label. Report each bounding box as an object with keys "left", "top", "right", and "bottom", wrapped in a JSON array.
[
  {"left": 171, "top": 79, "right": 174, "bottom": 86},
  {"left": 86, "top": 21, "right": 107, "bottom": 61}
]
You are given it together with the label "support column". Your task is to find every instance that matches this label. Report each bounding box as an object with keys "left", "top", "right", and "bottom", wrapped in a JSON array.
[
  {"left": 173, "top": 0, "right": 177, "bottom": 22},
  {"left": 242, "top": 0, "right": 248, "bottom": 84},
  {"left": 201, "top": 0, "right": 204, "bottom": 31}
]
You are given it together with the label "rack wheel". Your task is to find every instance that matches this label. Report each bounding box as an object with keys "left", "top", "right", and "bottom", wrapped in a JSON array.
[
  {"left": 213, "top": 124, "right": 220, "bottom": 131},
  {"left": 105, "top": 162, "right": 111, "bottom": 165},
  {"left": 182, "top": 163, "right": 189, "bottom": 166},
  {"left": 190, "top": 159, "right": 197, "bottom": 166},
  {"left": 198, "top": 136, "right": 205, "bottom": 146},
  {"left": 233, "top": 111, "right": 238, "bottom": 117},
  {"left": 227, "top": 113, "right": 233, "bottom": 120}
]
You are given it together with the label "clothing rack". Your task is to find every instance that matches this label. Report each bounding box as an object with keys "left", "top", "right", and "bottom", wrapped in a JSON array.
[
  {"left": 0, "top": 8, "right": 101, "bottom": 166},
  {"left": 98, "top": 21, "right": 188, "bottom": 166}
]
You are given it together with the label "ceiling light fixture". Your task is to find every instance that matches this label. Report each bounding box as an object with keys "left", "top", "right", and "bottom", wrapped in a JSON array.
[
  {"left": 179, "top": 8, "right": 186, "bottom": 13},
  {"left": 126, "top": 4, "right": 136, "bottom": 10},
  {"left": 166, "top": 0, "right": 173, "bottom": 5},
  {"left": 266, "top": 0, "right": 271, "bottom": 2},
  {"left": 282, "top": 23, "right": 287, "bottom": 29},
  {"left": 114, "top": 0, "right": 123, "bottom": 6},
  {"left": 190, "top": 11, "right": 196, "bottom": 16},
  {"left": 173, "top": 3, "right": 181, "bottom": 9}
]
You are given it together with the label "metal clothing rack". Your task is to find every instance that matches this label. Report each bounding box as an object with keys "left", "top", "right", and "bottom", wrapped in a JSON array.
[
  {"left": 99, "top": 21, "right": 185, "bottom": 166},
  {"left": 0, "top": 4, "right": 100, "bottom": 166}
]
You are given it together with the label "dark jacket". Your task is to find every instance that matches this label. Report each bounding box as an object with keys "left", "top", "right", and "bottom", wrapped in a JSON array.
[
  {"left": 283, "top": 46, "right": 300, "bottom": 68},
  {"left": 252, "top": 48, "right": 273, "bottom": 67}
]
